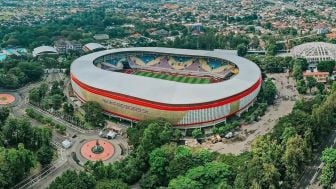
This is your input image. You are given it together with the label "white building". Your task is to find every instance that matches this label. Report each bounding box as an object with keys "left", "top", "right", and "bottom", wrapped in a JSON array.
[
  {"left": 291, "top": 42, "right": 336, "bottom": 64},
  {"left": 32, "top": 46, "right": 58, "bottom": 57}
]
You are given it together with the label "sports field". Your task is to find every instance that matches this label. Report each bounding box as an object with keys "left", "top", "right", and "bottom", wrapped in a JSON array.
[{"left": 134, "top": 70, "right": 211, "bottom": 84}]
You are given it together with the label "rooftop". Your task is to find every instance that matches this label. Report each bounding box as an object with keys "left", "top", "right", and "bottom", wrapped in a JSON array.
[
  {"left": 32, "top": 46, "right": 58, "bottom": 57},
  {"left": 291, "top": 42, "right": 336, "bottom": 62}
]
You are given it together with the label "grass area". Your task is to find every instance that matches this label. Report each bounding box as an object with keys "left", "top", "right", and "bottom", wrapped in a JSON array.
[{"left": 134, "top": 70, "right": 211, "bottom": 84}]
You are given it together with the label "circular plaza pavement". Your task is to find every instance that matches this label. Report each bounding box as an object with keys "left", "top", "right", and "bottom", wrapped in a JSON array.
[
  {"left": 80, "top": 139, "right": 115, "bottom": 161},
  {"left": 0, "top": 93, "right": 16, "bottom": 105}
]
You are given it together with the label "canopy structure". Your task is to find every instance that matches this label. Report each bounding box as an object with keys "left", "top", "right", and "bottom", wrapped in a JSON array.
[
  {"left": 291, "top": 42, "right": 336, "bottom": 63},
  {"left": 32, "top": 46, "right": 58, "bottom": 57},
  {"left": 83, "top": 43, "right": 106, "bottom": 52}
]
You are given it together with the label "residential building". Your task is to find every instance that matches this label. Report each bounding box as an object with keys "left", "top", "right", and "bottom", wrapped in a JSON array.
[
  {"left": 303, "top": 71, "right": 329, "bottom": 83},
  {"left": 54, "top": 39, "right": 82, "bottom": 54}
]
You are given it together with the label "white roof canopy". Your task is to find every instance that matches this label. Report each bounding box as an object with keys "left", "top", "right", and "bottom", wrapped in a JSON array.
[{"left": 32, "top": 46, "right": 58, "bottom": 57}]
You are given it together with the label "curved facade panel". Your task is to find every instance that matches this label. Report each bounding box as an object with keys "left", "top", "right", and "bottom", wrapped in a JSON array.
[{"left": 70, "top": 47, "right": 262, "bottom": 128}]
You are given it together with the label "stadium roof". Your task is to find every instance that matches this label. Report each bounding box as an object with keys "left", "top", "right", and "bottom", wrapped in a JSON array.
[
  {"left": 83, "top": 43, "right": 106, "bottom": 52},
  {"left": 71, "top": 47, "right": 261, "bottom": 105},
  {"left": 32, "top": 46, "right": 58, "bottom": 57},
  {"left": 291, "top": 42, "right": 336, "bottom": 62}
]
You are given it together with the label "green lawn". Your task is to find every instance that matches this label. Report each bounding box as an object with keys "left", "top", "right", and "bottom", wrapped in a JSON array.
[
  {"left": 134, "top": 71, "right": 210, "bottom": 84},
  {"left": 188, "top": 77, "right": 197, "bottom": 83},
  {"left": 179, "top": 77, "right": 188, "bottom": 83}
]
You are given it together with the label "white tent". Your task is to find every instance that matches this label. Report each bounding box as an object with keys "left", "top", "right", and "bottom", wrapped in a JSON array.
[
  {"left": 62, "top": 139, "right": 72, "bottom": 149},
  {"left": 107, "top": 131, "right": 117, "bottom": 139}
]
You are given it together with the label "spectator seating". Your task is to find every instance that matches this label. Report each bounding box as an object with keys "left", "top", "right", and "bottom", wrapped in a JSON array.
[
  {"left": 208, "top": 59, "right": 223, "bottom": 69},
  {"left": 138, "top": 55, "right": 156, "bottom": 64},
  {"left": 106, "top": 58, "right": 122, "bottom": 65}
]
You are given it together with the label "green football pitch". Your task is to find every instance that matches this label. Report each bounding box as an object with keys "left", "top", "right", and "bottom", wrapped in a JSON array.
[{"left": 134, "top": 71, "right": 210, "bottom": 84}]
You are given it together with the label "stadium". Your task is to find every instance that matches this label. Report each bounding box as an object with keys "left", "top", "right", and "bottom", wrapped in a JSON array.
[{"left": 70, "top": 47, "right": 262, "bottom": 128}]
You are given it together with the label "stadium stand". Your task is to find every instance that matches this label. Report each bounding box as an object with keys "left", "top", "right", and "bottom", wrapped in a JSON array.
[
  {"left": 208, "top": 59, "right": 223, "bottom": 69},
  {"left": 139, "top": 55, "right": 156, "bottom": 64},
  {"left": 100, "top": 53, "right": 239, "bottom": 83},
  {"left": 106, "top": 58, "right": 122, "bottom": 65},
  {"left": 168, "top": 56, "right": 194, "bottom": 70},
  {"left": 130, "top": 55, "right": 160, "bottom": 66}
]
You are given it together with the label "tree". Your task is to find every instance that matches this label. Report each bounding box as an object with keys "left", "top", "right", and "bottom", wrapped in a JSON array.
[
  {"left": 0, "top": 151, "right": 10, "bottom": 187},
  {"left": 51, "top": 94, "right": 63, "bottom": 110},
  {"left": 237, "top": 44, "right": 248, "bottom": 57},
  {"left": 139, "top": 173, "right": 161, "bottom": 189},
  {"left": 245, "top": 135, "right": 283, "bottom": 188},
  {"left": 292, "top": 64, "right": 303, "bottom": 81},
  {"left": 172, "top": 129, "right": 182, "bottom": 141},
  {"left": 63, "top": 103, "right": 74, "bottom": 115},
  {"left": 29, "top": 83, "right": 49, "bottom": 104},
  {"left": 96, "top": 179, "right": 129, "bottom": 189},
  {"left": 306, "top": 76, "right": 317, "bottom": 93},
  {"left": 2, "top": 117, "right": 52, "bottom": 149},
  {"left": 260, "top": 79, "right": 277, "bottom": 105},
  {"left": 281, "top": 127, "right": 296, "bottom": 143},
  {"left": 296, "top": 79, "right": 307, "bottom": 94},
  {"left": 140, "top": 120, "right": 173, "bottom": 153},
  {"left": 82, "top": 101, "right": 105, "bottom": 127},
  {"left": 0, "top": 73, "right": 19, "bottom": 88},
  {"left": 0, "top": 107, "right": 9, "bottom": 124},
  {"left": 167, "top": 146, "right": 194, "bottom": 181},
  {"left": 49, "top": 170, "right": 96, "bottom": 189},
  {"left": 282, "top": 135, "right": 306, "bottom": 185},
  {"left": 41, "top": 97, "right": 52, "bottom": 110},
  {"left": 317, "top": 61, "right": 335, "bottom": 74},
  {"left": 319, "top": 148, "right": 336, "bottom": 187},
  {"left": 320, "top": 163, "right": 334, "bottom": 188},
  {"left": 264, "top": 22, "right": 273, "bottom": 29},
  {"left": 4, "top": 144, "right": 35, "bottom": 187},
  {"left": 127, "top": 120, "right": 150, "bottom": 147},
  {"left": 31, "top": 127, "right": 52, "bottom": 149},
  {"left": 50, "top": 81, "right": 62, "bottom": 95},
  {"left": 37, "top": 144, "right": 54, "bottom": 166},
  {"left": 316, "top": 83, "right": 325, "bottom": 94},
  {"left": 321, "top": 148, "right": 336, "bottom": 167},
  {"left": 312, "top": 92, "right": 336, "bottom": 139},
  {"left": 18, "top": 62, "right": 43, "bottom": 82},
  {"left": 2, "top": 118, "right": 33, "bottom": 146},
  {"left": 175, "top": 162, "right": 233, "bottom": 188},
  {"left": 38, "top": 83, "right": 49, "bottom": 97},
  {"left": 266, "top": 42, "right": 277, "bottom": 56},
  {"left": 292, "top": 59, "right": 308, "bottom": 80},
  {"left": 192, "top": 128, "right": 203, "bottom": 139},
  {"left": 168, "top": 176, "right": 202, "bottom": 189},
  {"left": 29, "top": 88, "right": 42, "bottom": 104},
  {"left": 149, "top": 148, "right": 169, "bottom": 175},
  {"left": 332, "top": 81, "right": 336, "bottom": 92}
]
